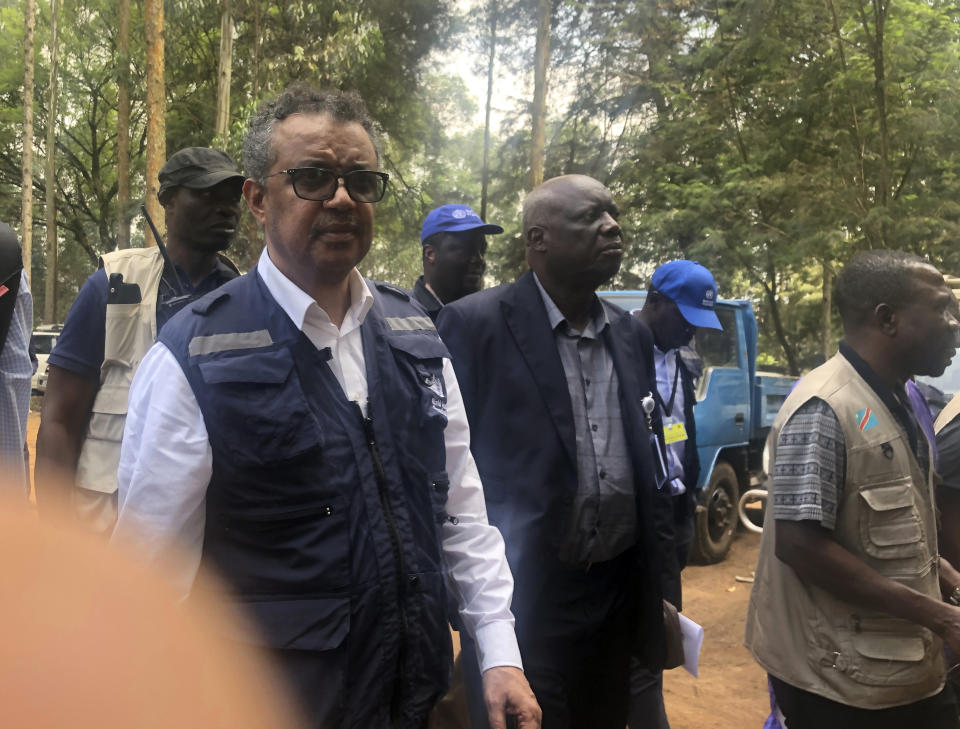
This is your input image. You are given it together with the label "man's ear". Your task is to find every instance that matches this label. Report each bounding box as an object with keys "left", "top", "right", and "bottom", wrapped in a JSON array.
[
  {"left": 526, "top": 226, "right": 546, "bottom": 252},
  {"left": 423, "top": 244, "right": 437, "bottom": 265},
  {"left": 875, "top": 302, "right": 898, "bottom": 335},
  {"left": 242, "top": 179, "right": 267, "bottom": 227}
]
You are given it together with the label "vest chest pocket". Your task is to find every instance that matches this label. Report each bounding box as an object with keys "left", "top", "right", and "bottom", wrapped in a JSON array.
[
  {"left": 198, "top": 349, "right": 322, "bottom": 466},
  {"left": 858, "top": 480, "right": 924, "bottom": 561},
  {"left": 387, "top": 334, "right": 449, "bottom": 429},
  {"left": 104, "top": 302, "right": 150, "bottom": 367}
]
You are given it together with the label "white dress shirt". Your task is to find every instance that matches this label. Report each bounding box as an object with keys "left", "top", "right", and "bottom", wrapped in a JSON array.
[
  {"left": 114, "top": 247, "right": 521, "bottom": 672},
  {"left": 653, "top": 345, "right": 687, "bottom": 495}
]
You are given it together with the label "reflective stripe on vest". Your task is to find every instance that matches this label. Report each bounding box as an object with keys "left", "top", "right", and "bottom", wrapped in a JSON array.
[
  {"left": 188, "top": 329, "right": 273, "bottom": 357},
  {"left": 386, "top": 316, "right": 435, "bottom": 332}
]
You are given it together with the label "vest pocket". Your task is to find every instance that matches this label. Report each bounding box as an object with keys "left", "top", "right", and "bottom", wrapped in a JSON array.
[
  {"left": 198, "top": 350, "right": 322, "bottom": 465},
  {"left": 858, "top": 479, "right": 923, "bottom": 560},
  {"left": 77, "top": 383, "right": 130, "bottom": 494},
  {"left": 230, "top": 596, "right": 350, "bottom": 725},
  {"left": 845, "top": 615, "right": 935, "bottom": 686},
  {"left": 430, "top": 471, "right": 452, "bottom": 527},
  {"left": 387, "top": 335, "right": 450, "bottom": 429},
  {"left": 104, "top": 302, "right": 146, "bottom": 366},
  {"left": 405, "top": 571, "right": 453, "bottom": 703}
]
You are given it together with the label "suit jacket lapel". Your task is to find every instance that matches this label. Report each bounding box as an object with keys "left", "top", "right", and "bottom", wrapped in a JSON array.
[
  {"left": 502, "top": 271, "right": 578, "bottom": 469},
  {"left": 604, "top": 306, "right": 654, "bottom": 469}
]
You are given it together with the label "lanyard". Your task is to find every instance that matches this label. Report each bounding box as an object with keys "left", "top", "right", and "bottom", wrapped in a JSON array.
[{"left": 653, "top": 353, "right": 681, "bottom": 418}]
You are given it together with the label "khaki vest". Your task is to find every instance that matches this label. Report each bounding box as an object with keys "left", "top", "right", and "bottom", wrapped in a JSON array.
[
  {"left": 74, "top": 248, "right": 164, "bottom": 498},
  {"left": 745, "top": 353, "right": 944, "bottom": 709},
  {"left": 935, "top": 392, "right": 960, "bottom": 434}
]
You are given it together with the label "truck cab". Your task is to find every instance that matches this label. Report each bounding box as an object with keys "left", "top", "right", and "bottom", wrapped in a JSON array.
[{"left": 599, "top": 291, "right": 795, "bottom": 563}]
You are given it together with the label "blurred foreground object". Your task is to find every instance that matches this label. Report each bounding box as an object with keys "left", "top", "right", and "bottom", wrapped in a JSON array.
[{"left": 0, "top": 503, "right": 305, "bottom": 729}]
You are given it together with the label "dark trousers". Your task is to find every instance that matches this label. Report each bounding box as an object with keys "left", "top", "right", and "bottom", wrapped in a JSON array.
[
  {"left": 628, "top": 664, "right": 669, "bottom": 729},
  {"left": 462, "top": 554, "right": 637, "bottom": 729},
  {"left": 627, "top": 504, "right": 694, "bottom": 729},
  {"left": 770, "top": 675, "right": 960, "bottom": 729}
]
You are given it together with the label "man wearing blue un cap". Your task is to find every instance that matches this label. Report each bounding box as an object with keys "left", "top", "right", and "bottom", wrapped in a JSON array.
[
  {"left": 629, "top": 259, "right": 722, "bottom": 729},
  {"left": 411, "top": 204, "right": 504, "bottom": 322}
]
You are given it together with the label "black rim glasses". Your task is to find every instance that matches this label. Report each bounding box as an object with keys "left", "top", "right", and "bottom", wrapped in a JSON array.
[{"left": 267, "top": 167, "right": 389, "bottom": 203}]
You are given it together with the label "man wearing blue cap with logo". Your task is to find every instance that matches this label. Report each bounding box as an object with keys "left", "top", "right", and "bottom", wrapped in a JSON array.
[
  {"left": 412, "top": 205, "right": 504, "bottom": 322},
  {"left": 630, "top": 259, "right": 722, "bottom": 729}
]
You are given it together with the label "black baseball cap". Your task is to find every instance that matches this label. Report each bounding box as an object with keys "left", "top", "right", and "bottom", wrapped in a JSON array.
[{"left": 157, "top": 147, "right": 244, "bottom": 199}]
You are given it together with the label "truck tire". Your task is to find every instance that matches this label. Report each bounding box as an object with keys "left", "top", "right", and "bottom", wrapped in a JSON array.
[{"left": 689, "top": 460, "right": 739, "bottom": 564}]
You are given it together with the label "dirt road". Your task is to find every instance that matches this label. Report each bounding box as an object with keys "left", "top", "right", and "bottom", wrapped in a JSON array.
[
  {"left": 663, "top": 531, "right": 768, "bottom": 728},
  {"left": 25, "top": 409, "right": 769, "bottom": 727}
]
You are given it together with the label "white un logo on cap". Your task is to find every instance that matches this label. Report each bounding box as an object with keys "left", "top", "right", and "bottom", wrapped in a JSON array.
[{"left": 452, "top": 209, "right": 468, "bottom": 219}]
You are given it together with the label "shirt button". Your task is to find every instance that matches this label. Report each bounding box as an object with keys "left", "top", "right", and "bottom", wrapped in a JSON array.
[
  {"left": 585, "top": 378, "right": 591, "bottom": 387},
  {"left": 599, "top": 470, "right": 607, "bottom": 479},
  {"left": 592, "top": 423, "right": 598, "bottom": 432}
]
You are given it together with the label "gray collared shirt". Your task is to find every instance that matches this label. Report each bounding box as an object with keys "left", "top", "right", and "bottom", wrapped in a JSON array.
[{"left": 533, "top": 274, "right": 636, "bottom": 565}]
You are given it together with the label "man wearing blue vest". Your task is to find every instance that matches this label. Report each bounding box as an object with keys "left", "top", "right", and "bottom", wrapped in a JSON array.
[{"left": 113, "top": 85, "right": 541, "bottom": 729}]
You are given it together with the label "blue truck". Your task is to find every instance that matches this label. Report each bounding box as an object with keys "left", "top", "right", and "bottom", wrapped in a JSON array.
[{"left": 598, "top": 291, "right": 795, "bottom": 563}]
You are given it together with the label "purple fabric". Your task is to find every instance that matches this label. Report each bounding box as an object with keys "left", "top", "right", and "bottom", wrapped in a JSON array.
[
  {"left": 906, "top": 379, "right": 938, "bottom": 469},
  {"left": 763, "top": 677, "right": 784, "bottom": 729}
]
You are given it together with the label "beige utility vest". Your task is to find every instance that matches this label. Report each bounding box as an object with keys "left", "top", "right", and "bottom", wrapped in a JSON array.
[
  {"left": 935, "top": 392, "right": 960, "bottom": 434},
  {"left": 745, "top": 353, "right": 944, "bottom": 709},
  {"left": 74, "top": 248, "right": 164, "bottom": 496}
]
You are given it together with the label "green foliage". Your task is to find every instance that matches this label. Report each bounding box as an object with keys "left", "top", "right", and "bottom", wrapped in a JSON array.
[{"left": 6, "top": 0, "right": 960, "bottom": 376}]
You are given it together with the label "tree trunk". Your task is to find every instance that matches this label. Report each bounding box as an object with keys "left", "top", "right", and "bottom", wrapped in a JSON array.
[
  {"left": 116, "top": 0, "right": 131, "bottom": 249},
  {"left": 215, "top": 0, "right": 233, "bottom": 141},
  {"left": 822, "top": 261, "right": 833, "bottom": 361},
  {"left": 480, "top": 0, "right": 497, "bottom": 220},
  {"left": 529, "top": 0, "right": 551, "bottom": 190},
  {"left": 870, "top": 0, "right": 889, "bottom": 244},
  {"left": 251, "top": 0, "right": 261, "bottom": 102},
  {"left": 144, "top": 0, "right": 166, "bottom": 244},
  {"left": 43, "top": 0, "right": 61, "bottom": 323},
  {"left": 21, "top": 0, "right": 36, "bottom": 279}
]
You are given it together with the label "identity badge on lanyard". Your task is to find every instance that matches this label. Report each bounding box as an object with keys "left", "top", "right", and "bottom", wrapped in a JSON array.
[{"left": 656, "top": 354, "right": 688, "bottom": 446}]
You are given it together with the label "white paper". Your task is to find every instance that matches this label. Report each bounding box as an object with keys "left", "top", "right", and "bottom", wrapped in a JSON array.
[{"left": 679, "top": 613, "right": 704, "bottom": 678}]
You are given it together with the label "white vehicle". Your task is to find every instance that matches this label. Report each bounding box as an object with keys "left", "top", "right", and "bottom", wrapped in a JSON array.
[{"left": 31, "top": 326, "right": 61, "bottom": 394}]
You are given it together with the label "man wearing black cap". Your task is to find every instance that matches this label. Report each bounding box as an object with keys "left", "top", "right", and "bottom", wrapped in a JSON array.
[
  {"left": 412, "top": 204, "right": 504, "bottom": 321},
  {"left": 36, "top": 147, "right": 244, "bottom": 533},
  {"left": 629, "top": 260, "right": 723, "bottom": 729}
]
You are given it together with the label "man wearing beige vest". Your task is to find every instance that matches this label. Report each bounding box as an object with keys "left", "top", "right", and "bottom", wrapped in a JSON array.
[
  {"left": 745, "top": 250, "right": 960, "bottom": 728},
  {"left": 35, "top": 148, "right": 244, "bottom": 533}
]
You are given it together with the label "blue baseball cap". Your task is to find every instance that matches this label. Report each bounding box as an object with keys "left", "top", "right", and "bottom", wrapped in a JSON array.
[
  {"left": 651, "top": 260, "right": 723, "bottom": 330},
  {"left": 420, "top": 204, "right": 504, "bottom": 243}
]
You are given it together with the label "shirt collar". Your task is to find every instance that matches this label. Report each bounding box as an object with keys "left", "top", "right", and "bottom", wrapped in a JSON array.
[
  {"left": 256, "top": 246, "right": 374, "bottom": 332},
  {"left": 414, "top": 276, "right": 444, "bottom": 312},
  {"left": 532, "top": 271, "right": 608, "bottom": 336}
]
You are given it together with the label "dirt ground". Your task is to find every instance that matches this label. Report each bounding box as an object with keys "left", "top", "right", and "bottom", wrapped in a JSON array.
[
  {"left": 24, "top": 409, "right": 770, "bottom": 727},
  {"left": 662, "top": 531, "right": 769, "bottom": 728}
]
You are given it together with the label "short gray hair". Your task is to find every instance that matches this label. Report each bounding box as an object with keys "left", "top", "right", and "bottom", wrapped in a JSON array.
[{"left": 243, "top": 84, "right": 383, "bottom": 184}]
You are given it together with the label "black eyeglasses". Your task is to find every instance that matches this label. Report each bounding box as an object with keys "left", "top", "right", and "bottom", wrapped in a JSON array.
[{"left": 267, "top": 167, "right": 389, "bottom": 203}]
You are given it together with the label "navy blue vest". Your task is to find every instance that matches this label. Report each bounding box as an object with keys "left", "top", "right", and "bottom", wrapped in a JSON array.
[{"left": 159, "top": 267, "right": 453, "bottom": 729}]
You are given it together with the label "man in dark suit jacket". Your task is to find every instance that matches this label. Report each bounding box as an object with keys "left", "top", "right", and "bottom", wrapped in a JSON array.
[
  {"left": 437, "top": 175, "right": 668, "bottom": 729},
  {"left": 629, "top": 260, "right": 722, "bottom": 729}
]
